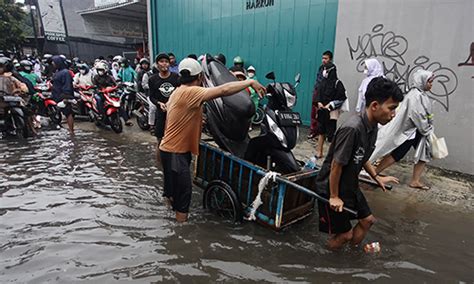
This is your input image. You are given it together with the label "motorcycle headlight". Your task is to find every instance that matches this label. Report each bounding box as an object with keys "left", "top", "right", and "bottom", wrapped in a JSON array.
[
  {"left": 266, "top": 113, "right": 287, "bottom": 148},
  {"left": 284, "top": 89, "right": 296, "bottom": 109}
]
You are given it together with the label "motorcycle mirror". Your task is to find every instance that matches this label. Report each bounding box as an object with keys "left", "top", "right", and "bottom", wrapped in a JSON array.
[
  {"left": 295, "top": 73, "right": 301, "bottom": 83},
  {"left": 265, "top": 72, "right": 276, "bottom": 81}
]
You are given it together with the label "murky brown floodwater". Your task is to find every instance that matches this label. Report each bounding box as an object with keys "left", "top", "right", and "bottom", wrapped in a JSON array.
[{"left": 1, "top": 127, "right": 473, "bottom": 283}]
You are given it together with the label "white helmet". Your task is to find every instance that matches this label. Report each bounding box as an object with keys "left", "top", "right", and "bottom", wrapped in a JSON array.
[
  {"left": 113, "top": 55, "right": 123, "bottom": 62},
  {"left": 95, "top": 62, "right": 108, "bottom": 71}
]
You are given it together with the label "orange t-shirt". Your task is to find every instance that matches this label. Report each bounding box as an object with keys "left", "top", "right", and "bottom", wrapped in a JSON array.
[{"left": 159, "top": 85, "right": 210, "bottom": 155}]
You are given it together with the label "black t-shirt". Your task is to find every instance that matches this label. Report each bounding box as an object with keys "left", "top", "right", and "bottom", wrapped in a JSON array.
[
  {"left": 148, "top": 72, "right": 179, "bottom": 106},
  {"left": 315, "top": 112, "right": 377, "bottom": 208}
]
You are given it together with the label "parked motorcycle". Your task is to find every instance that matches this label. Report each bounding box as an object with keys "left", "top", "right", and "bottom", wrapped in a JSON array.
[
  {"left": 120, "top": 81, "right": 137, "bottom": 121},
  {"left": 89, "top": 86, "right": 123, "bottom": 133},
  {"left": 0, "top": 91, "right": 29, "bottom": 138},
  {"left": 244, "top": 72, "right": 302, "bottom": 174},
  {"left": 31, "top": 81, "right": 61, "bottom": 125}
]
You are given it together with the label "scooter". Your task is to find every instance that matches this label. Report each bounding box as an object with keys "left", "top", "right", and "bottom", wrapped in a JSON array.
[
  {"left": 31, "top": 81, "right": 62, "bottom": 125},
  {"left": 120, "top": 81, "right": 137, "bottom": 121},
  {"left": 133, "top": 91, "right": 150, "bottom": 130},
  {"left": 201, "top": 54, "right": 256, "bottom": 157},
  {"left": 89, "top": 86, "right": 123, "bottom": 133},
  {"left": 73, "top": 85, "right": 95, "bottom": 117},
  {"left": 0, "top": 92, "right": 29, "bottom": 138},
  {"left": 244, "top": 72, "right": 302, "bottom": 174}
]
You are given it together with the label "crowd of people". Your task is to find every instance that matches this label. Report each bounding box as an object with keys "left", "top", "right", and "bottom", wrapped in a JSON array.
[{"left": 0, "top": 49, "right": 440, "bottom": 250}]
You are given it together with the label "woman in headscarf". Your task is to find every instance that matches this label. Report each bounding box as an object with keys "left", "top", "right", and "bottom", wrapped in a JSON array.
[
  {"left": 356, "top": 58, "right": 384, "bottom": 113},
  {"left": 315, "top": 62, "right": 347, "bottom": 158},
  {"left": 370, "top": 69, "right": 435, "bottom": 190}
]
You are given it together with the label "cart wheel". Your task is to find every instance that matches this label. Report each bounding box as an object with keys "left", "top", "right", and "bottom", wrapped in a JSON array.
[{"left": 203, "top": 180, "right": 243, "bottom": 223}]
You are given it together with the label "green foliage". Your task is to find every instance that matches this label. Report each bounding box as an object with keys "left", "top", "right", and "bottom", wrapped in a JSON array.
[{"left": 0, "top": 0, "right": 27, "bottom": 51}]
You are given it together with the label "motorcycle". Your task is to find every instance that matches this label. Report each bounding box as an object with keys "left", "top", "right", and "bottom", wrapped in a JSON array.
[
  {"left": 0, "top": 91, "right": 29, "bottom": 138},
  {"left": 201, "top": 54, "right": 256, "bottom": 157},
  {"left": 31, "top": 81, "right": 62, "bottom": 125},
  {"left": 120, "top": 81, "right": 137, "bottom": 121},
  {"left": 89, "top": 86, "right": 123, "bottom": 133},
  {"left": 73, "top": 85, "right": 95, "bottom": 117},
  {"left": 132, "top": 91, "right": 150, "bottom": 130},
  {"left": 244, "top": 72, "right": 302, "bottom": 174}
]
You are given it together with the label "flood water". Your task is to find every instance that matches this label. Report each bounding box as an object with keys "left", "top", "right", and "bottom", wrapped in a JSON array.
[{"left": 1, "top": 128, "right": 473, "bottom": 283}]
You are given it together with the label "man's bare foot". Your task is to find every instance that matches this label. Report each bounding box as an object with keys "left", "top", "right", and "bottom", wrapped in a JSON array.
[
  {"left": 409, "top": 183, "right": 431, "bottom": 190},
  {"left": 176, "top": 211, "right": 188, "bottom": 222}
]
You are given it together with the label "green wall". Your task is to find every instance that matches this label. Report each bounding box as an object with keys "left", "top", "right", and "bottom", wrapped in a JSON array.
[{"left": 150, "top": 0, "right": 339, "bottom": 124}]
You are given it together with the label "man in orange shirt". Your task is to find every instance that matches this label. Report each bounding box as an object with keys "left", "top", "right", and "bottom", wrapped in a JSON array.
[{"left": 159, "top": 58, "right": 266, "bottom": 222}]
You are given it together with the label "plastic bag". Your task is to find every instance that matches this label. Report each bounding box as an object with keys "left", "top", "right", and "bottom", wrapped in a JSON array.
[{"left": 430, "top": 133, "right": 448, "bottom": 159}]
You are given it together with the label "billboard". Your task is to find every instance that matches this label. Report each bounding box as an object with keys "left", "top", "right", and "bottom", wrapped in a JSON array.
[{"left": 37, "top": 0, "right": 67, "bottom": 42}]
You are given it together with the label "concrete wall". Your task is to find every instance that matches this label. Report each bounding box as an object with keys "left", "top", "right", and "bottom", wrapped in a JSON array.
[{"left": 334, "top": 0, "right": 473, "bottom": 174}]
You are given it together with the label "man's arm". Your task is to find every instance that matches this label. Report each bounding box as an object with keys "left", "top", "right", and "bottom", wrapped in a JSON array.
[
  {"left": 363, "top": 161, "right": 399, "bottom": 191},
  {"left": 329, "top": 160, "right": 344, "bottom": 212},
  {"left": 204, "top": 79, "right": 265, "bottom": 101}
]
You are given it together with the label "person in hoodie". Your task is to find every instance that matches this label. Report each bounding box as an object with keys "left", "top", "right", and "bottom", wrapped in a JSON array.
[
  {"left": 51, "top": 55, "right": 74, "bottom": 134},
  {"left": 370, "top": 69, "right": 435, "bottom": 190},
  {"left": 136, "top": 58, "right": 150, "bottom": 92},
  {"left": 356, "top": 58, "right": 384, "bottom": 113},
  {"left": 73, "top": 63, "right": 94, "bottom": 87},
  {"left": 315, "top": 62, "right": 347, "bottom": 158},
  {"left": 118, "top": 58, "right": 137, "bottom": 83}
]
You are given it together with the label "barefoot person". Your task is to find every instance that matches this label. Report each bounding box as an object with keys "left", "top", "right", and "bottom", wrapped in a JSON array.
[
  {"left": 159, "top": 58, "right": 265, "bottom": 222},
  {"left": 370, "top": 69, "right": 436, "bottom": 190},
  {"left": 316, "top": 77, "right": 402, "bottom": 250}
]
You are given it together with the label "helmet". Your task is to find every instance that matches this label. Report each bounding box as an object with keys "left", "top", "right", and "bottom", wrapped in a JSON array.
[
  {"left": 214, "top": 53, "right": 226, "bottom": 65},
  {"left": 247, "top": 65, "right": 255, "bottom": 72},
  {"left": 0, "top": 57, "right": 13, "bottom": 72},
  {"left": 233, "top": 56, "right": 243, "bottom": 65},
  {"left": 113, "top": 55, "right": 123, "bottom": 62},
  {"left": 119, "top": 57, "right": 129, "bottom": 67},
  {"left": 95, "top": 62, "right": 108, "bottom": 71},
  {"left": 43, "top": 54, "right": 53, "bottom": 60},
  {"left": 78, "top": 63, "right": 89, "bottom": 72},
  {"left": 72, "top": 57, "right": 80, "bottom": 63},
  {"left": 20, "top": 59, "right": 33, "bottom": 72},
  {"left": 139, "top": 58, "right": 150, "bottom": 65}
]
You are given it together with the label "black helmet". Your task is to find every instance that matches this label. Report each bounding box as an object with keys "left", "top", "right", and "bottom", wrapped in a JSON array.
[
  {"left": 20, "top": 59, "right": 33, "bottom": 72},
  {"left": 119, "top": 57, "right": 129, "bottom": 66},
  {"left": 139, "top": 58, "right": 150, "bottom": 65},
  {"left": 214, "top": 53, "right": 226, "bottom": 65}
]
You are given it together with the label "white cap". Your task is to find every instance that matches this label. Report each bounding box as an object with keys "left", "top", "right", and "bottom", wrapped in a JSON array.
[
  {"left": 247, "top": 65, "right": 255, "bottom": 72},
  {"left": 178, "top": 58, "right": 202, "bottom": 76}
]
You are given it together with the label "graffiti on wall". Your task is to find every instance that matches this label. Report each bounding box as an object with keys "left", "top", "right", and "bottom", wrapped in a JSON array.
[
  {"left": 458, "top": 42, "right": 474, "bottom": 79},
  {"left": 346, "top": 24, "right": 458, "bottom": 111}
]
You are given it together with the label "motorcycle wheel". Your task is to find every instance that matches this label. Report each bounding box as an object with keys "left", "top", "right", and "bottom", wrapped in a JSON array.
[
  {"left": 136, "top": 114, "right": 150, "bottom": 130},
  {"left": 110, "top": 112, "right": 123, "bottom": 133},
  {"left": 47, "top": 105, "right": 62, "bottom": 125},
  {"left": 12, "top": 114, "right": 28, "bottom": 138},
  {"left": 251, "top": 106, "right": 265, "bottom": 125}
]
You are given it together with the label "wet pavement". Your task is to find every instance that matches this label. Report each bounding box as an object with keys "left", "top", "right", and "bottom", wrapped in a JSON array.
[{"left": 1, "top": 124, "right": 473, "bottom": 283}]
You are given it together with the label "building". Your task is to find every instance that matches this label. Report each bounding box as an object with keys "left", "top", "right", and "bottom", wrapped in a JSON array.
[
  {"left": 25, "top": 0, "right": 147, "bottom": 62},
  {"left": 148, "top": 0, "right": 473, "bottom": 174}
]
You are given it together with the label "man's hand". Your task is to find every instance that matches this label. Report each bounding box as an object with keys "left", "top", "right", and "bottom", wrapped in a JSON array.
[
  {"left": 250, "top": 80, "right": 266, "bottom": 98},
  {"left": 329, "top": 196, "right": 344, "bottom": 212},
  {"left": 375, "top": 175, "right": 399, "bottom": 192},
  {"left": 158, "top": 102, "right": 167, "bottom": 112},
  {"left": 317, "top": 102, "right": 324, "bottom": 109}
]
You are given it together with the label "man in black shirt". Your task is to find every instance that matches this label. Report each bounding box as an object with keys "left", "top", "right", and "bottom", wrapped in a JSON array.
[
  {"left": 316, "top": 77, "right": 403, "bottom": 250},
  {"left": 148, "top": 53, "right": 179, "bottom": 159}
]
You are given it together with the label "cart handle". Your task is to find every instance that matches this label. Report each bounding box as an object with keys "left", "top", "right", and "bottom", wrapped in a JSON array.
[{"left": 255, "top": 169, "right": 358, "bottom": 216}]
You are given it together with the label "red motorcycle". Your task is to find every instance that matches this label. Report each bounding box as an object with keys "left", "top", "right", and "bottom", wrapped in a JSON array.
[
  {"left": 89, "top": 86, "right": 123, "bottom": 133},
  {"left": 73, "top": 85, "right": 95, "bottom": 117},
  {"left": 31, "top": 81, "right": 61, "bottom": 125}
]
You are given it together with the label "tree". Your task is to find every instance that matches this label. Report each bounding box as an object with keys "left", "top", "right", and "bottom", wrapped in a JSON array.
[{"left": 0, "top": 0, "right": 27, "bottom": 52}]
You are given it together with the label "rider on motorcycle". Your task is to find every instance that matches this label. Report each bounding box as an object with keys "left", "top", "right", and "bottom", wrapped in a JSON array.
[
  {"left": 0, "top": 57, "right": 28, "bottom": 96},
  {"left": 136, "top": 58, "right": 150, "bottom": 92},
  {"left": 73, "top": 63, "right": 94, "bottom": 88},
  {"left": 118, "top": 58, "right": 137, "bottom": 83},
  {"left": 92, "top": 62, "right": 116, "bottom": 116},
  {"left": 19, "top": 60, "right": 42, "bottom": 87}
]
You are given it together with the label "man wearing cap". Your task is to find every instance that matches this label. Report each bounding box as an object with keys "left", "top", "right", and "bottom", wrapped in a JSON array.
[
  {"left": 159, "top": 58, "right": 266, "bottom": 222},
  {"left": 148, "top": 53, "right": 180, "bottom": 160}
]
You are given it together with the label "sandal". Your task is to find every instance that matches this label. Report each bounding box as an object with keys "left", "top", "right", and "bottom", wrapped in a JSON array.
[{"left": 125, "top": 121, "right": 133, "bottom": 126}]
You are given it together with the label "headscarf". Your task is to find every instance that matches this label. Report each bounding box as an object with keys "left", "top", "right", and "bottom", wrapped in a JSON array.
[
  {"left": 356, "top": 58, "right": 384, "bottom": 112},
  {"left": 411, "top": 69, "right": 433, "bottom": 91}
]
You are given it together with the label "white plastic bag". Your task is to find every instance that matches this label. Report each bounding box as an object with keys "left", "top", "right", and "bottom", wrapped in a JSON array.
[{"left": 430, "top": 133, "right": 448, "bottom": 159}]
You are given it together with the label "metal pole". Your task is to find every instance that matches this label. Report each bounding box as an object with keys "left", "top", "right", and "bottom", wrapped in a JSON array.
[
  {"left": 29, "top": 4, "right": 39, "bottom": 55},
  {"left": 58, "top": 0, "right": 72, "bottom": 57}
]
